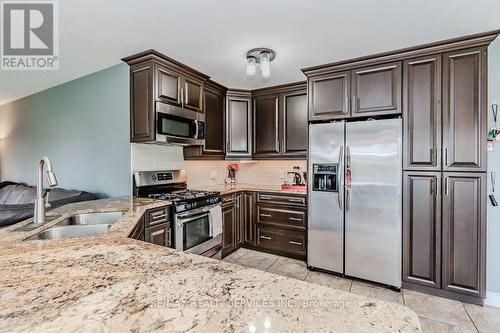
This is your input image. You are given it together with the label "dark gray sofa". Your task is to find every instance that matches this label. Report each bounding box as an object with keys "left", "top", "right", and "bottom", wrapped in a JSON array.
[{"left": 0, "top": 181, "right": 97, "bottom": 227}]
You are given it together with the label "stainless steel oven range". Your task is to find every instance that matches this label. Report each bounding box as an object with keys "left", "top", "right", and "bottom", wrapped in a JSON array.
[{"left": 133, "top": 170, "right": 222, "bottom": 258}]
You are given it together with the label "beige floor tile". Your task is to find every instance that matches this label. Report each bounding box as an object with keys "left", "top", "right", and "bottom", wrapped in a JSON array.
[
  {"left": 419, "top": 316, "right": 477, "bottom": 333},
  {"left": 266, "top": 257, "right": 309, "bottom": 280},
  {"left": 464, "top": 303, "right": 500, "bottom": 333},
  {"left": 403, "top": 290, "right": 476, "bottom": 331},
  {"left": 305, "top": 271, "right": 352, "bottom": 292},
  {"left": 350, "top": 281, "right": 403, "bottom": 304},
  {"left": 223, "top": 248, "right": 249, "bottom": 262},
  {"left": 234, "top": 250, "right": 278, "bottom": 271}
]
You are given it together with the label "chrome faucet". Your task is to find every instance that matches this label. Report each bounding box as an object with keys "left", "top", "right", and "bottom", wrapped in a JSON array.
[{"left": 33, "top": 157, "right": 58, "bottom": 224}]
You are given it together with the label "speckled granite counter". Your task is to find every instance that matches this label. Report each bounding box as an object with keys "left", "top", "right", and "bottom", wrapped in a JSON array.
[
  {"left": 0, "top": 197, "right": 421, "bottom": 333},
  {"left": 194, "top": 183, "right": 307, "bottom": 195}
]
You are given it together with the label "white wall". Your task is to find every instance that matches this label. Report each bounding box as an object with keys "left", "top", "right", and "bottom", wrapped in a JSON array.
[
  {"left": 0, "top": 64, "right": 131, "bottom": 197},
  {"left": 487, "top": 36, "right": 500, "bottom": 300},
  {"left": 131, "top": 143, "right": 307, "bottom": 188}
]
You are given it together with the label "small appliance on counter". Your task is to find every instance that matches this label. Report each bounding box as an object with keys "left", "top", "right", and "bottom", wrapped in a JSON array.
[{"left": 133, "top": 170, "right": 222, "bottom": 258}]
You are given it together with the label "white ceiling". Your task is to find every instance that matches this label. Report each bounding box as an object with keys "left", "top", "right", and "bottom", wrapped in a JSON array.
[{"left": 1, "top": 0, "right": 499, "bottom": 105}]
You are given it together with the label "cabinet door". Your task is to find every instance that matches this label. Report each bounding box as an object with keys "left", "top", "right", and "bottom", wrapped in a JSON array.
[
  {"left": 235, "top": 193, "right": 244, "bottom": 246},
  {"left": 403, "top": 172, "right": 441, "bottom": 289},
  {"left": 156, "top": 64, "right": 182, "bottom": 106},
  {"left": 403, "top": 56, "right": 442, "bottom": 170},
  {"left": 351, "top": 62, "right": 402, "bottom": 117},
  {"left": 442, "top": 48, "right": 487, "bottom": 172},
  {"left": 282, "top": 91, "right": 307, "bottom": 157},
  {"left": 222, "top": 202, "right": 236, "bottom": 253},
  {"left": 203, "top": 87, "right": 225, "bottom": 154},
  {"left": 183, "top": 77, "right": 204, "bottom": 112},
  {"left": 130, "top": 62, "right": 155, "bottom": 142},
  {"left": 226, "top": 96, "right": 252, "bottom": 158},
  {"left": 243, "top": 192, "right": 256, "bottom": 245},
  {"left": 308, "top": 71, "right": 350, "bottom": 120},
  {"left": 442, "top": 173, "right": 486, "bottom": 298},
  {"left": 145, "top": 223, "right": 170, "bottom": 247},
  {"left": 254, "top": 95, "right": 280, "bottom": 157}
]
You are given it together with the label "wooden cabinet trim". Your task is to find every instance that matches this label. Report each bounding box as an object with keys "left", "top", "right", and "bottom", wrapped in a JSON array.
[
  {"left": 308, "top": 71, "right": 351, "bottom": 120},
  {"left": 253, "top": 95, "right": 281, "bottom": 156},
  {"left": 130, "top": 63, "right": 155, "bottom": 142},
  {"left": 282, "top": 90, "right": 308, "bottom": 157}
]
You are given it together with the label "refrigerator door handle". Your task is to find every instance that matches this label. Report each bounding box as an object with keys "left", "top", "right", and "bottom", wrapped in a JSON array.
[
  {"left": 345, "top": 146, "right": 351, "bottom": 212},
  {"left": 338, "top": 146, "right": 344, "bottom": 210}
]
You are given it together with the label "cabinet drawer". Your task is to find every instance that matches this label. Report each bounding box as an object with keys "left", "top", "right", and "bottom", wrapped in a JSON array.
[
  {"left": 257, "top": 193, "right": 306, "bottom": 207},
  {"left": 257, "top": 205, "right": 306, "bottom": 229},
  {"left": 256, "top": 226, "right": 306, "bottom": 256},
  {"left": 145, "top": 206, "right": 170, "bottom": 228}
]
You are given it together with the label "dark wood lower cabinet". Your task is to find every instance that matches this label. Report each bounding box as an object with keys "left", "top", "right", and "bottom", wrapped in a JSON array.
[
  {"left": 403, "top": 171, "right": 486, "bottom": 304},
  {"left": 403, "top": 172, "right": 441, "bottom": 288},
  {"left": 145, "top": 223, "right": 170, "bottom": 247},
  {"left": 220, "top": 191, "right": 307, "bottom": 260},
  {"left": 442, "top": 172, "right": 486, "bottom": 298}
]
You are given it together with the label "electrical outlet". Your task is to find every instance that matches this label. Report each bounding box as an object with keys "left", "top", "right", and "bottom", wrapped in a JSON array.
[
  {"left": 279, "top": 171, "right": 285, "bottom": 179},
  {"left": 210, "top": 171, "right": 217, "bottom": 180}
]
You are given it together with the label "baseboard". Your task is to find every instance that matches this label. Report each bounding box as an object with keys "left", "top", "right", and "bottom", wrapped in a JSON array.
[{"left": 485, "top": 291, "right": 500, "bottom": 308}]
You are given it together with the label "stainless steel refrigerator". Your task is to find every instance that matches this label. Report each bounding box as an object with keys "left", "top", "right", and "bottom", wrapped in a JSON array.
[{"left": 307, "top": 118, "right": 402, "bottom": 288}]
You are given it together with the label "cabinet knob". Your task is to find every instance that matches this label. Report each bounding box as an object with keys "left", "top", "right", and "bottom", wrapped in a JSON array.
[
  {"left": 289, "top": 240, "right": 303, "bottom": 246},
  {"left": 260, "top": 235, "right": 272, "bottom": 240}
]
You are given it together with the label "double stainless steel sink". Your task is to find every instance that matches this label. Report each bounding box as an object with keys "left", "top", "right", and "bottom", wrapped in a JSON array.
[{"left": 26, "top": 211, "right": 125, "bottom": 241}]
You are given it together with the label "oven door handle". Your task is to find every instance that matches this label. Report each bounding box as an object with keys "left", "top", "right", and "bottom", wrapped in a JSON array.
[
  {"left": 176, "top": 212, "right": 210, "bottom": 225},
  {"left": 176, "top": 203, "right": 220, "bottom": 219}
]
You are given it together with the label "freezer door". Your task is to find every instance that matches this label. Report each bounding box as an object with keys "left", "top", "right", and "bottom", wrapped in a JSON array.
[
  {"left": 308, "top": 122, "right": 345, "bottom": 273},
  {"left": 345, "top": 118, "right": 402, "bottom": 287}
]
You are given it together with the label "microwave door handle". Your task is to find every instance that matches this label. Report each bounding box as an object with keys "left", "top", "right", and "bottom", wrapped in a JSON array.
[{"left": 194, "top": 120, "right": 199, "bottom": 139}]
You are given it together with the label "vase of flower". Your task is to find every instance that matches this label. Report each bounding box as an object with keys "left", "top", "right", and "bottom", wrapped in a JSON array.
[{"left": 227, "top": 163, "right": 240, "bottom": 184}]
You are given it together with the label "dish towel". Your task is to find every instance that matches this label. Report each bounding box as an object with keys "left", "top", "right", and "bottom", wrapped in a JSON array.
[{"left": 209, "top": 204, "right": 223, "bottom": 237}]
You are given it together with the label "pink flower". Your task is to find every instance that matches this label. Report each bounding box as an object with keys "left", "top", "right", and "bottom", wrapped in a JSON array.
[{"left": 227, "top": 163, "right": 240, "bottom": 171}]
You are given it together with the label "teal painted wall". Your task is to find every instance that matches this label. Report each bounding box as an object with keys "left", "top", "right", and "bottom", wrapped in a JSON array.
[
  {"left": 488, "top": 37, "right": 500, "bottom": 295},
  {"left": 0, "top": 64, "right": 131, "bottom": 197}
]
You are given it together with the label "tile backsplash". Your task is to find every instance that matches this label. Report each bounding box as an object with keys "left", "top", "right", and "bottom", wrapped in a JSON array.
[{"left": 131, "top": 143, "right": 307, "bottom": 187}]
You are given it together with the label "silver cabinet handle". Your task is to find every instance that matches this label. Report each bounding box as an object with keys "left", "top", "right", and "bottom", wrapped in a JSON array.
[
  {"left": 184, "top": 85, "right": 189, "bottom": 105},
  {"left": 288, "top": 217, "right": 302, "bottom": 222},
  {"left": 180, "top": 88, "right": 184, "bottom": 105},
  {"left": 260, "top": 235, "right": 272, "bottom": 240},
  {"left": 430, "top": 148, "right": 434, "bottom": 164},
  {"left": 445, "top": 177, "right": 449, "bottom": 196},
  {"left": 260, "top": 213, "right": 272, "bottom": 217},
  {"left": 345, "top": 97, "right": 350, "bottom": 114},
  {"left": 260, "top": 195, "right": 272, "bottom": 200},
  {"left": 444, "top": 147, "right": 448, "bottom": 166},
  {"left": 289, "top": 241, "right": 303, "bottom": 246},
  {"left": 151, "top": 214, "right": 168, "bottom": 220},
  {"left": 289, "top": 198, "right": 303, "bottom": 203}
]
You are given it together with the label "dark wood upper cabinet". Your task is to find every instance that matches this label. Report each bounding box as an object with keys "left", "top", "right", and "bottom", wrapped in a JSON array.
[
  {"left": 183, "top": 77, "right": 204, "bottom": 112},
  {"left": 283, "top": 91, "right": 308, "bottom": 156},
  {"left": 351, "top": 61, "right": 402, "bottom": 117},
  {"left": 442, "top": 47, "right": 487, "bottom": 172},
  {"left": 184, "top": 80, "right": 226, "bottom": 160},
  {"left": 442, "top": 173, "right": 486, "bottom": 298},
  {"left": 226, "top": 90, "right": 252, "bottom": 159},
  {"left": 156, "top": 64, "right": 182, "bottom": 106},
  {"left": 123, "top": 50, "right": 209, "bottom": 143},
  {"left": 254, "top": 96, "right": 280, "bottom": 157},
  {"left": 403, "top": 55, "right": 442, "bottom": 170},
  {"left": 308, "top": 71, "right": 350, "bottom": 120},
  {"left": 251, "top": 82, "right": 307, "bottom": 159},
  {"left": 130, "top": 62, "right": 155, "bottom": 142},
  {"left": 403, "top": 172, "right": 441, "bottom": 289}
]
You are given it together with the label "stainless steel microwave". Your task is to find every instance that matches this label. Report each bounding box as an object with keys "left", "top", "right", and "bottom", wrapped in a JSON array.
[{"left": 156, "top": 102, "right": 205, "bottom": 146}]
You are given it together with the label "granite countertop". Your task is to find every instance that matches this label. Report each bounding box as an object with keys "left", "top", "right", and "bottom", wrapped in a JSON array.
[
  {"left": 194, "top": 183, "right": 307, "bottom": 195},
  {"left": 0, "top": 197, "right": 421, "bottom": 332}
]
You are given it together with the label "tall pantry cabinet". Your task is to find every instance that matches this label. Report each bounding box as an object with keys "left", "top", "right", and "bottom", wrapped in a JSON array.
[{"left": 402, "top": 43, "right": 489, "bottom": 304}]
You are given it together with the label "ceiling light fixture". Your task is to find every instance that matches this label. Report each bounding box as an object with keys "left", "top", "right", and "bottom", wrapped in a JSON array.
[{"left": 246, "top": 48, "right": 276, "bottom": 82}]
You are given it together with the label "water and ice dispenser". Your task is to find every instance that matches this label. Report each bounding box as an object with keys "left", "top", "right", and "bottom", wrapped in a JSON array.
[{"left": 312, "top": 164, "right": 338, "bottom": 192}]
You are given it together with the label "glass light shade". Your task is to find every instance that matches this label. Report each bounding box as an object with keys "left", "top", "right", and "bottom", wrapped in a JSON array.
[
  {"left": 260, "top": 51, "right": 271, "bottom": 80},
  {"left": 246, "top": 56, "right": 256, "bottom": 80}
]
